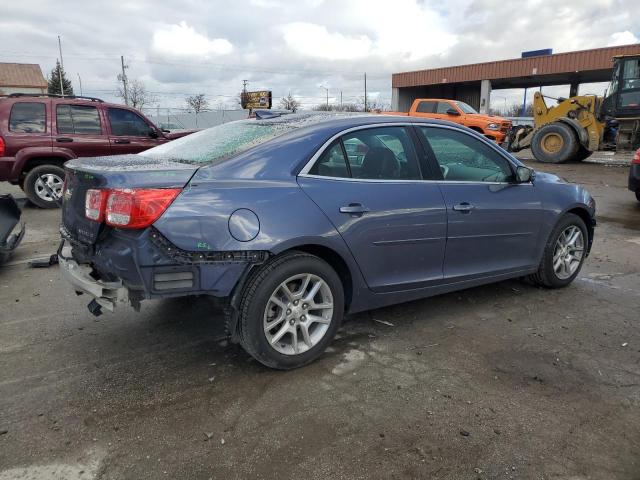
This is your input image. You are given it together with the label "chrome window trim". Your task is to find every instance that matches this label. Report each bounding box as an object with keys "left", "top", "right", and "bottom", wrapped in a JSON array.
[{"left": 298, "top": 121, "right": 527, "bottom": 185}]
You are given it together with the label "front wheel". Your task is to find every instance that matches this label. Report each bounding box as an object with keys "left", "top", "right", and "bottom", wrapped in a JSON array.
[
  {"left": 237, "top": 251, "right": 344, "bottom": 369},
  {"left": 531, "top": 123, "right": 579, "bottom": 163},
  {"left": 528, "top": 213, "right": 588, "bottom": 288},
  {"left": 23, "top": 165, "right": 65, "bottom": 209}
]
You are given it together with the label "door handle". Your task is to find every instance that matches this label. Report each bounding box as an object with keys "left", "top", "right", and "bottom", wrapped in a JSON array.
[
  {"left": 339, "top": 203, "right": 369, "bottom": 215},
  {"left": 113, "top": 139, "right": 130, "bottom": 144},
  {"left": 56, "top": 137, "right": 73, "bottom": 143},
  {"left": 452, "top": 202, "right": 474, "bottom": 213}
]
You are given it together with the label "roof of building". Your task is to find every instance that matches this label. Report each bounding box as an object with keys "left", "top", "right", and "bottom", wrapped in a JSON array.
[
  {"left": 392, "top": 44, "right": 640, "bottom": 88},
  {"left": 0, "top": 63, "right": 47, "bottom": 88}
]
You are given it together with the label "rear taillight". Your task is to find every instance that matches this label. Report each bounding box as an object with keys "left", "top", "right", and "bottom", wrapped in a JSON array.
[
  {"left": 85, "top": 188, "right": 181, "bottom": 228},
  {"left": 85, "top": 189, "right": 108, "bottom": 221},
  {"left": 0, "top": 136, "right": 5, "bottom": 157},
  {"left": 632, "top": 149, "right": 640, "bottom": 165}
]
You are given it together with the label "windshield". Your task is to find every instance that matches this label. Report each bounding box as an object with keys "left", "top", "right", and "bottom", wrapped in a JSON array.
[
  {"left": 140, "top": 119, "right": 295, "bottom": 164},
  {"left": 455, "top": 101, "right": 478, "bottom": 114}
]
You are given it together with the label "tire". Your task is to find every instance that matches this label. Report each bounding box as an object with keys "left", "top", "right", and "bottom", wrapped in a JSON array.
[
  {"left": 636, "top": 190, "right": 640, "bottom": 202},
  {"left": 23, "top": 165, "right": 65, "bottom": 209},
  {"left": 528, "top": 213, "right": 588, "bottom": 288},
  {"left": 531, "top": 123, "right": 579, "bottom": 163},
  {"left": 574, "top": 144, "right": 594, "bottom": 162},
  {"left": 237, "top": 251, "right": 344, "bottom": 369}
]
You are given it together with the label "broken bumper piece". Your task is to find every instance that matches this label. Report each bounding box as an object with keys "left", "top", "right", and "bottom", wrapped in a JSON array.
[{"left": 59, "top": 254, "right": 129, "bottom": 313}]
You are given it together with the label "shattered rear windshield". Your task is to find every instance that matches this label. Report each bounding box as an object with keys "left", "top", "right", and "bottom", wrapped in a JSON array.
[{"left": 140, "top": 119, "right": 295, "bottom": 165}]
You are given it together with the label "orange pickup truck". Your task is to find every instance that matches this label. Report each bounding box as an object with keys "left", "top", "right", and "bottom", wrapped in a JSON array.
[{"left": 385, "top": 98, "right": 512, "bottom": 143}]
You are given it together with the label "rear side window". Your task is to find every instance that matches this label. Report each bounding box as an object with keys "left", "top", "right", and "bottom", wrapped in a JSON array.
[
  {"left": 308, "top": 140, "right": 349, "bottom": 178},
  {"left": 415, "top": 101, "right": 435, "bottom": 113},
  {"left": 56, "top": 105, "right": 102, "bottom": 134},
  {"left": 308, "top": 126, "right": 421, "bottom": 181},
  {"left": 108, "top": 108, "right": 150, "bottom": 136},
  {"left": 9, "top": 102, "right": 46, "bottom": 133}
]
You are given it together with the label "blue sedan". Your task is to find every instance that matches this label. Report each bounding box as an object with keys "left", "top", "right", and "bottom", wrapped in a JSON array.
[{"left": 59, "top": 113, "right": 596, "bottom": 369}]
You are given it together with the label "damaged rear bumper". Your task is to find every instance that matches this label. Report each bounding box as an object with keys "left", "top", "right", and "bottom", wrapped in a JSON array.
[
  {"left": 0, "top": 194, "right": 25, "bottom": 265},
  {"left": 59, "top": 251, "right": 129, "bottom": 312}
]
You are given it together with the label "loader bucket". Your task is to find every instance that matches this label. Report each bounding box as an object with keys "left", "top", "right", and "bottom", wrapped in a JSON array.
[{"left": 0, "top": 194, "right": 25, "bottom": 265}]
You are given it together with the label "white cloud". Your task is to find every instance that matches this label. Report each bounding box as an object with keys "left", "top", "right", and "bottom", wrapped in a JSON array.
[
  {"left": 152, "top": 21, "right": 232, "bottom": 57},
  {"left": 281, "top": 22, "right": 373, "bottom": 60},
  {"left": 607, "top": 30, "right": 639, "bottom": 46},
  {"left": 281, "top": 0, "right": 457, "bottom": 62}
]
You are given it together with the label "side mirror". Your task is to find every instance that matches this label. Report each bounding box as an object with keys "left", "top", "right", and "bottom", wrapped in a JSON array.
[
  {"left": 148, "top": 128, "right": 159, "bottom": 139},
  {"left": 446, "top": 108, "right": 460, "bottom": 116},
  {"left": 516, "top": 165, "right": 534, "bottom": 183}
]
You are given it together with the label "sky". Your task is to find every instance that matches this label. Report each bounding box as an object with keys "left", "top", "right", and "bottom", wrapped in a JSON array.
[{"left": 1, "top": 0, "right": 639, "bottom": 115}]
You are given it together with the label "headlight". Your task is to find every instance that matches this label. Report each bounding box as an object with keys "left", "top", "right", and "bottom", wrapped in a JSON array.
[{"left": 486, "top": 123, "right": 500, "bottom": 130}]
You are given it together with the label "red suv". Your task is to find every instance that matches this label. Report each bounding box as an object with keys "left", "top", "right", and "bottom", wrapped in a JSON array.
[{"left": 0, "top": 94, "right": 195, "bottom": 208}]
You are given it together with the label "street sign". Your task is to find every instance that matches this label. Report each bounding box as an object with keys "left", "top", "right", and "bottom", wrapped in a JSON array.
[{"left": 241, "top": 90, "right": 272, "bottom": 109}]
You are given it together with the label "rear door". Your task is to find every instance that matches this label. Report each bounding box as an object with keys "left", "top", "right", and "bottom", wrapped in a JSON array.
[
  {"left": 106, "top": 107, "right": 167, "bottom": 154},
  {"left": 417, "top": 126, "right": 543, "bottom": 280},
  {"left": 54, "top": 103, "right": 111, "bottom": 157},
  {"left": 298, "top": 125, "right": 447, "bottom": 292}
]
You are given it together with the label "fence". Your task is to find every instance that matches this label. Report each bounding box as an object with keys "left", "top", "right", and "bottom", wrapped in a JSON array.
[{"left": 144, "top": 109, "right": 250, "bottom": 130}]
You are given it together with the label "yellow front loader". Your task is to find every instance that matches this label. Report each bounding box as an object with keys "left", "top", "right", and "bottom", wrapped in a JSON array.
[{"left": 509, "top": 54, "right": 640, "bottom": 163}]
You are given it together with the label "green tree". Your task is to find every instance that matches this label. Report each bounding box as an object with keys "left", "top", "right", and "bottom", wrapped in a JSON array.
[{"left": 47, "top": 59, "right": 74, "bottom": 96}]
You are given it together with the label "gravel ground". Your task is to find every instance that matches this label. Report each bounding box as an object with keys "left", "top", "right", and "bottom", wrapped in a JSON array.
[{"left": 0, "top": 161, "right": 639, "bottom": 480}]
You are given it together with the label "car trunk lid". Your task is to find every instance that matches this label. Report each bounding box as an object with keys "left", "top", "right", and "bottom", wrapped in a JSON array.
[{"left": 62, "top": 154, "right": 198, "bottom": 244}]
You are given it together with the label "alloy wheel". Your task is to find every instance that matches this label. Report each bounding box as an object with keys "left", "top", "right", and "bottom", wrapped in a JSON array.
[
  {"left": 34, "top": 173, "right": 64, "bottom": 202},
  {"left": 263, "top": 273, "right": 334, "bottom": 355},
  {"left": 553, "top": 225, "right": 584, "bottom": 280}
]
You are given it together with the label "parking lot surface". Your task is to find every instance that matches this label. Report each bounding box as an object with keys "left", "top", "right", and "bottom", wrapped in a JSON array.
[{"left": 1, "top": 161, "right": 639, "bottom": 480}]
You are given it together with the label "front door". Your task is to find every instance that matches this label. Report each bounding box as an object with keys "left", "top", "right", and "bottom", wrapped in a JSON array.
[
  {"left": 417, "top": 126, "right": 543, "bottom": 281},
  {"left": 299, "top": 126, "right": 447, "bottom": 292},
  {"left": 106, "top": 107, "right": 167, "bottom": 155}
]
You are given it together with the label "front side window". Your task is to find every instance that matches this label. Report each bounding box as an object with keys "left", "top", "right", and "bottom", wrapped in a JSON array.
[
  {"left": 622, "top": 59, "right": 640, "bottom": 90},
  {"left": 436, "top": 102, "right": 453, "bottom": 114},
  {"left": 56, "top": 105, "right": 102, "bottom": 134},
  {"left": 420, "top": 127, "right": 513, "bottom": 182},
  {"left": 455, "top": 101, "right": 478, "bottom": 114},
  {"left": 9, "top": 102, "right": 46, "bottom": 133},
  {"left": 108, "top": 108, "right": 151, "bottom": 136},
  {"left": 309, "top": 126, "right": 421, "bottom": 180}
]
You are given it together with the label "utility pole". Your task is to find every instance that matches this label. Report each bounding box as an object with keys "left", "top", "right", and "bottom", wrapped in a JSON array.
[
  {"left": 321, "top": 86, "right": 329, "bottom": 108},
  {"left": 242, "top": 80, "right": 248, "bottom": 109},
  {"left": 120, "top": 55, "right": 129, "bottom": 106},
  {"left": 340, "top": 91, "right": 343, "bottom": 109},
  {"left": 57, "top": 35, "right": 65, "bottom": 97},
  {"left": 364, "top": 72, "right": 368, "bottom": 112},
  {"left": 77, "top": 73, "right": 83, "bottom": 96}
]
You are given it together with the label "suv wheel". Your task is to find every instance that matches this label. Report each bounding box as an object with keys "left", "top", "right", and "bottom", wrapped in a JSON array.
[
  {"left": 528, "top": 213, "right": 588, "bottom": 288},
  {"left": 24, "top": 165, "right": 65, "bottom": 209},
  {"left": 237, "top": 251, "right": 344, "bottom": 369}
]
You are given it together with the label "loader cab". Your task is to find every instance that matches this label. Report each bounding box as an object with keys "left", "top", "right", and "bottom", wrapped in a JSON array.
[{"left": 601, "top": 55, "right": 640, "bottom": 118}]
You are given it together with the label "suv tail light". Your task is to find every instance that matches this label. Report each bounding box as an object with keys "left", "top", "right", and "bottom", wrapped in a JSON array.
[
  {"left": 85, "top": 188, "right": 181, "bottom": 228},
  {"left": 632, "top": 149, "right": 640, "bottom": 165},
  {"left": 0, "top": 136, "right": 5, "bottom": 157}
]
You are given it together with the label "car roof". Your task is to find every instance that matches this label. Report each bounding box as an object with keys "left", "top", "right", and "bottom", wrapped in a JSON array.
[{"left": 0, "top": 94, "right": 140, "bottom": 111}]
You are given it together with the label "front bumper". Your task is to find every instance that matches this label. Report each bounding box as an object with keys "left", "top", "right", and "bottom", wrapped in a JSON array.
[{"left": 59, "top": 251, "right": 129, "bottom": 312}]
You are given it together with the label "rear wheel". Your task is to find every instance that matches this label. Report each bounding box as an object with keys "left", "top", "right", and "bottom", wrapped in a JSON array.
[
  {"left": 636, "top": 190, "right": 640, "bottom": 202},
  {"left": 23, "top": 165, "right": 65, "bottom": 209},
  {"left": 237, "top": 251, "right": 344, "bottom": 369},
  {"left": 529, "top": 213, "right": 588, "bottom": 288},
  {"left": 531, "top": 123, "right": 579, "bottom": 163}
]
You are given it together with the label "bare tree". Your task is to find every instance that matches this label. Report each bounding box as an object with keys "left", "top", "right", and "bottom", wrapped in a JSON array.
[
  {"left": 279, "top": 93, "right": 300, "bottom": 112},
  {"left": 116, "top": 79, "right": 156, "bottom": 110},
  {"left": 186, "top": 93, "right": 208, "bottom": 113}
]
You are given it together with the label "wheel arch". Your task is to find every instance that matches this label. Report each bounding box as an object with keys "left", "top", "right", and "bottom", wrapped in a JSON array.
[{"left": 556, "top": 118, "right": 589, "bottom": 146}]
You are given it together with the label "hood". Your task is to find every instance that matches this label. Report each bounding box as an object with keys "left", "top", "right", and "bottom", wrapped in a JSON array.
[{"left": 467, "top": 113, "right": 511, "bottom": 124}]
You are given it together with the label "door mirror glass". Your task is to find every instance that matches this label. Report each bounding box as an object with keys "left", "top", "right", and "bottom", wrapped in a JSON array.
[
  {"left": 516, "top": 166, "right": 534, "bottom": 183},
  {"left": 149, "top": 128, "right": 159, "bottom": 138},
  {"left": 446, "top": 108, "right": 460, "bottom": 116}
]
